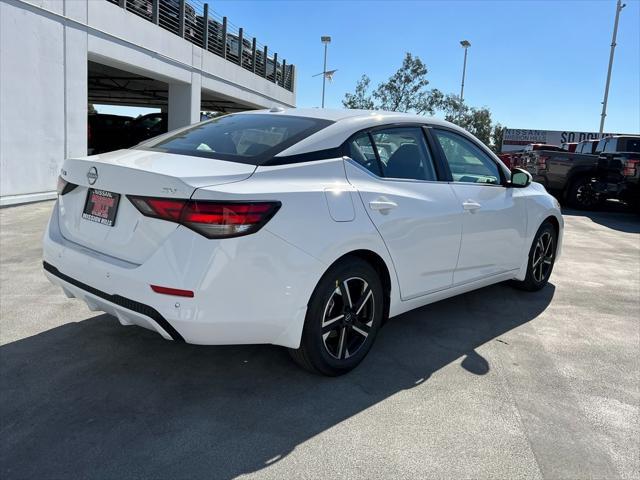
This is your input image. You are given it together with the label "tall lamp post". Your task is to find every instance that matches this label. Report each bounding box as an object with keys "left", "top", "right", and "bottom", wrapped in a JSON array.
[
  {"left": 321, "top": 36, "right": 331, "bottom": 108},
  {"left": 599, "top": 0, "right": 626, "bottom": 134},
  {"left": 459, "top": 40, "right": 471, "bottom": 103}
]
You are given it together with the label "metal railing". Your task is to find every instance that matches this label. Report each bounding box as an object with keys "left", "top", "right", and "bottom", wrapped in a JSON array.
[{"left": 107, "top": 0, "right": 295, "bottom": 92}]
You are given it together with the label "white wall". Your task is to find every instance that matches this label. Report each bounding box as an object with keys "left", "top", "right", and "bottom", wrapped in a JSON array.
[{"left": 0, "top": 0, "right": 296, "bottom": 206}]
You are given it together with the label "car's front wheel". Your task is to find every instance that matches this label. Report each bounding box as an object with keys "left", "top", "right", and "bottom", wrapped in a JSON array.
[
  {"left": 289, "top": 257, "right": 384, "bottom": 376},
  {"left": 512, "top": 221, "right": 557, "bottom": 291}
]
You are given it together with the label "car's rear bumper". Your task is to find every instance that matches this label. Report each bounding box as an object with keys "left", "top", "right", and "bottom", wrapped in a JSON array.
[
  {"left": 43, "top": 201, "right": 324, "bottom": 348},
  {"left": 43, "top": 261, "right": 184, "bottom": 341}
]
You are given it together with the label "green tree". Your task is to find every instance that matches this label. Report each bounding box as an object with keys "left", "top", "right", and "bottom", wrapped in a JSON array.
[
  {"left": 342, "top": 53, "right": 442, "bottom": 115},
  {"left": 342, "top": 75, "right": 375, "bottom": 110},
  {"left": 373, "top": 53, "right": 442, "bottom": 114},
  {"left": 437, "top": 94, "right": 493, "bottom": 145},
  {"left": 490, "top": 124, "right": 505, "bottom": 153}
]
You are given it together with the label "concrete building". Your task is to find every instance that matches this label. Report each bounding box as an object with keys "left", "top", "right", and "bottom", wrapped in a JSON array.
[{"left": 0, "top": 0, "right": 296, "bottom": 206}]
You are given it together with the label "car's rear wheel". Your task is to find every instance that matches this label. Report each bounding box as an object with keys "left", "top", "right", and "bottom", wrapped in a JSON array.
[
  {"left": 289, "top": 257, "right": 384, "bottom": 376},
  {"left": 512, "top": 221, "right": 557, "bottom": 292}
]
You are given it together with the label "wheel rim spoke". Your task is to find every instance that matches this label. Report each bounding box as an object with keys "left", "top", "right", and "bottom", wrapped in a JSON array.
[
  {"left": 338, "top": 281, "right": 353, "bottom": 308},
  {"left": 322, "top": 314, "right": 344, "bottom": 330},
  {"left": 336, "top": 327, "right": 347, "bottom": 359},
  {"left": 352, "top": 324, "right": 369, "bottom": 338},
  {"left": 355, "top": 288, "right": 372, "bottom": 315}
]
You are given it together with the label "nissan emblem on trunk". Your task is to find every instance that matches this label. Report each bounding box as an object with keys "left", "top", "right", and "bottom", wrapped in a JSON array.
[{"left": 87, "top": 167, "right": 98, "bottom": 185}]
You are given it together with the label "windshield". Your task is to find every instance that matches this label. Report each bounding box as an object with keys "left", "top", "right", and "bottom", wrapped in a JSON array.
[{"left": 139, "top": 114, "right": 333, "bottom": 165}]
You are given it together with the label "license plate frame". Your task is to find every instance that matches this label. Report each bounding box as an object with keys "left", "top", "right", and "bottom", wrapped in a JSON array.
[{"left": 82, "top": 188, "right": 121, "bottom": 227}]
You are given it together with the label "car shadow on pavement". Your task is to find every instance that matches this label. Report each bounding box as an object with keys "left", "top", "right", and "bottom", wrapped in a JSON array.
[
  {"left": 562, "top": 204, "right": 640, "bottom": 234},
  {"left": 0, "top": 282, "right": 554, "bottom": 479}
]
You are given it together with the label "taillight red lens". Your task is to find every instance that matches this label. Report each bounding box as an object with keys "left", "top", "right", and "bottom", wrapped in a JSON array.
[
  {"left": 128, "top": 196, "right": 281, "bottom": 239},
  {"left": 537, "top": 156, "right": 549, "bottom": 168},
  {"left": 129, "top": 197, "right": 186, "bottom": 221},
  {"left": 622, "top": 159, "right": 639, "bottom": 177}
]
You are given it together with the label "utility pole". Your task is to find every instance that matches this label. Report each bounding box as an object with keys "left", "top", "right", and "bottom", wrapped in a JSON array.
[
  {"left": 321, "top": 36, "right": 331, "bottom": 108},
  {"left": 459, "top": 40, "right": 471, "bottom": 102},
  {"left": 599, "top": 0, "right": 626, "bottom": 134}
]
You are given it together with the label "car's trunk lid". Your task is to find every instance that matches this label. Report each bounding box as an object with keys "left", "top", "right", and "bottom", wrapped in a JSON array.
[{"left": 57, "top": 149, "right": 255, "bottom": 264}]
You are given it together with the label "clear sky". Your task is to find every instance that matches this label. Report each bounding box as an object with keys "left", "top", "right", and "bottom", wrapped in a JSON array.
[{"left": 100, "top": 0, "right": 640, "bottom": 133}]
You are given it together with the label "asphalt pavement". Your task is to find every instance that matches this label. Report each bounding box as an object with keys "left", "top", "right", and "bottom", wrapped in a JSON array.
[{"left": 1, "top": 201, "right": 638, "bottom": 479}]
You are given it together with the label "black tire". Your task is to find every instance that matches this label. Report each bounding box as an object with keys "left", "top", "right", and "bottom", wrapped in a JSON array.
[
  {"left": 511, "top": 221, "right": 557, "bottom": 292},
  {"left": 289, "top": 257, "right": 384, "bottom": 376},
  {"left": 567, "top": 176, "right": 600, "bottom": 210}
]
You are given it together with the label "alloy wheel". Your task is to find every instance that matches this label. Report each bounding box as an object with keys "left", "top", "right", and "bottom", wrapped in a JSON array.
[
  {"left": 575, "top": 182, "right": 597, "bottom": 207},
  {"left": 321, "top": 277, "right": 375, "bottom": 360},
  {"left": 532, "top": 232, "right": 554, "bottom": 283}
]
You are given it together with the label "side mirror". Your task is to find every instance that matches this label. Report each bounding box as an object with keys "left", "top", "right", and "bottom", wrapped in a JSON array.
[{"left": 509, "top": 168, "right": 532, "bottom": 188}]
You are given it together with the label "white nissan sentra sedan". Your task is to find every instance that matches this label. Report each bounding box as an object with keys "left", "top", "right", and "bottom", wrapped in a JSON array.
[{"left": 43, "top": 109, "right": 563, "bottom": 375}]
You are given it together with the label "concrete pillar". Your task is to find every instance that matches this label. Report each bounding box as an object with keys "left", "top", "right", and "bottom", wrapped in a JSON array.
[
  {"left": 168, "top": 73, "right": 201, "bottom": 131},
  {"left": 0, "top": 0, "right": 86, "bottom": 205},
  {"left": 64, "top": 24, "right": 88, "bottom": 161}
]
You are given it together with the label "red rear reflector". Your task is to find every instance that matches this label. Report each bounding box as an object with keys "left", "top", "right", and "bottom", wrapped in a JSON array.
[
  {"left": 128, "top": 196, "right": 281, "bottom": 239},
  {"left": 150, "top": 285, "right": 194, "bottom": 297}
]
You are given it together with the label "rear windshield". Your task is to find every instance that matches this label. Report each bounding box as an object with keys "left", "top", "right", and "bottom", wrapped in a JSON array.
[
  {"left": 621, "top": 137, "right": 640, "bottom": 153},
  {"left": 138, "top": 114, "right": 333, "bottom": 165}
]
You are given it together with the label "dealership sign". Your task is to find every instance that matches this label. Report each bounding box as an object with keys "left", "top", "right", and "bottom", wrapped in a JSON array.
[{"left": 501, "top": 129, "right": 620, "bottom": 152}]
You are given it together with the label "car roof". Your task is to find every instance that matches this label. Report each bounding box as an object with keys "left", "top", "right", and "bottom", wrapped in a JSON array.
[
  {"left": 248, "top": 107, "right": 455, "bottom": 126},
  {"left": 243, "top": 108, "right": 469, "bottom": 158}
]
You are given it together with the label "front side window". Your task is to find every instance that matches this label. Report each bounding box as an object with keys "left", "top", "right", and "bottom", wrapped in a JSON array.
[
  {"left": 433, "top": 129, "right": 501, "bottom": 185},
  {"left": 141, "top": 114, "right": 332, "bottom": 165},
  {"left": 370, "top": 127, "right": 437, "bottom": 181}
]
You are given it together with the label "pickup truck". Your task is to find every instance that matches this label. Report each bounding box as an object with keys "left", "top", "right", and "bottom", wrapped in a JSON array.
[{"left": 522, "top": 136, "right": 640, "bottom": 210}]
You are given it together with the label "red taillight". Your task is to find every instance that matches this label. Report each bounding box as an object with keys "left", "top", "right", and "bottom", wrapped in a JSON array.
[
  {"left": 128, "top": 196, "right": 281, "bottom": 239},
  {"left": 623, "top": 159, "right": 639, "bottom": 177},
  {"left": 537, "top": 155, "right": 549, "bottom": 169},
  {"left": 150, "top": 285, "right": 194, "bottom": 297},
  {"left": 130, "top": 197, "right": 186, "bottom": 221}
]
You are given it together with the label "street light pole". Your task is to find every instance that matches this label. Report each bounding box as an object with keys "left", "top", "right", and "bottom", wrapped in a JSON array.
[
  {"left": 321, "top": 36, "right": 331, "bottom": 108},
  {"left": 459, "top": 40, "right": 471, "bottom": 102},
  {"left": 599, "top": 0, "right": 626, "bottom": 134}
]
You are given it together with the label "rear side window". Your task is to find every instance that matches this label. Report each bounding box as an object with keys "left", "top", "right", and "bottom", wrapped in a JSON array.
[
  {"left": 141, "top": 114, "right": 332, "bottom": 165},
  {"left": 595, "top": 139, "right": 607, "bottom": 153},
  {"left": 603, "top": 138, "right": 617, "bottom": 153},
  {"left": 348, "top": 133, "right": 382, "bottom": 176}
]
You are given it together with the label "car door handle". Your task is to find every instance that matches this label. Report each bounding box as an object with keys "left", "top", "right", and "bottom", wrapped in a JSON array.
[
  {"left": 462, "top": 200, "right": 482, "bottom": 212},
  {"left": 369, "top": 198, "right": 398, "bottom": 213}
]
